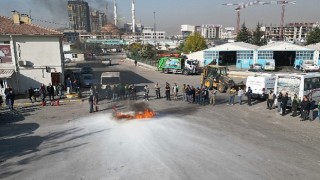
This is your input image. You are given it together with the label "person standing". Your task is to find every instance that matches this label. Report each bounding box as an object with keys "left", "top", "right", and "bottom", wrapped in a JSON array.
[
  {"left": 47, "top": 83, "right": 55, "bottom": 101},
  {"left": 6, "top": 90, "right": 15, "bottom": 111},
  {"left": 291, "top": 94, "right": 300, "bottom": 117},
  {"left": 277, "top": 92, "right": 283, "bottom": 112},
  {"left": 154, "top": 82, "right": 161, "bottom": 99},
  {"left": 182, "top": 84, "right": 187, "bottom": 101},
  {"left": 57, "top": 83, "right": 63, "bottom": 99},
  {"left": 300, "top": 95, "right": 311, "bottom": 121},
  {"left": 172, "top": 83, "right": 179, "bottom": 100},
  {"left": 124, "top": 84, "right": 129, "bottom": 100},
  {"left": 267, "top": 90, "right": 276, "bottom": 109},
  {"left": 66, "top": 77, "right": 72, "bottom": 94},
  {"left": 280, "top": 92, "right": 289, "bottom": 116},
  {"left": 131, "top": 84, "right": 137, "bottom": 100},
  {"left": 238, "top": 87, "right": 244, "bottom": 105},
  {"left": 227, "top": 87, "right": 236, "bottom": 105},
  {"left": 209, "top": 88, "right": 217, "bottom": 105},
  {"left": 28, "top": 86, "right": 36, "bottom": 103},
  {"left": 144, "top": 85, "right": 149, "bottom": 101},
  {"left": 165, "top": 82, "right": 171, "bottom": 101},
  {"left": 246, "top": 87, "right": 253, "bottom": 106},
  {"left": 39, "top": 84, "right": 46, "bottom": 105},
  {"left": 88, "top": 94, "right": 94, "bottom": 113},
  {"left": 4, "top": 86, "right": 10, "bottom": 106}
]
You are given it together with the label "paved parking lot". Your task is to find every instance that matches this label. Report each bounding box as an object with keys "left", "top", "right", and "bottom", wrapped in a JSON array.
[{"left": 1, "top": 55, "right": 320, "bottom": 180}]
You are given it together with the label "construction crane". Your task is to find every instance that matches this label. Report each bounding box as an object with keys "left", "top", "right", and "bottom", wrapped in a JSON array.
[
  {"left": 223, "top": 1, "right": 264, "bottom": 33},
  {"left": 262, "top": 1, "right": 296, "bottom": 40}
]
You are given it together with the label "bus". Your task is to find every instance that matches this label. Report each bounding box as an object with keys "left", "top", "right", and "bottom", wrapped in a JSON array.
[{"left": 274, "top": 73, "right": 320, "bottom": 107}]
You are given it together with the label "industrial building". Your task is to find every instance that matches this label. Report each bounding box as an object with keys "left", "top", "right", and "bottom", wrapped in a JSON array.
[
  {"left": 67, "top": 0, "right": 91, "bottom": 32},
  {"left": 188, "top": 41, "right": 318, "bottom": 70}
]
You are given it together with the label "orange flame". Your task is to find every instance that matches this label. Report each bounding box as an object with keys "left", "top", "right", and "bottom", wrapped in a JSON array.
[{"left": 115, "top": 108, "right": 155, "bottom": 120}]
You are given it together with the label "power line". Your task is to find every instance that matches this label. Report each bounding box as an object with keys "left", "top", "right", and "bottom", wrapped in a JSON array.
[{"left": 31, "top": 18, "right": 68, "bottom": 27}]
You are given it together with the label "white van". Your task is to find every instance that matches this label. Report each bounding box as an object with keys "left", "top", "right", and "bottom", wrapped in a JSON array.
[
  {"left": 264, "top": 59, "right": 275, "bottom": 71},
  {"left": 246, "top": 73, "right": 276, "bottom": 99},
  {"left": 101, "top": 72, "right": 120, "bottom": 89}
]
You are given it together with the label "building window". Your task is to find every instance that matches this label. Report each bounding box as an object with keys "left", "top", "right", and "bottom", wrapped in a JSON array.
[
  {"left": 296, "top": 51, "right": 314, "bottom": 60},
  {"left": 237, "top": 51, "right": 253, "bottom": 59},
  {"left": 258, "top": 51, "right": 273, "bottom": 59}
]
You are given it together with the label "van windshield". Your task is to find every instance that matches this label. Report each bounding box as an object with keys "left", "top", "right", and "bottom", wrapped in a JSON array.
[{"left": 101, "top": 77, "right": 120, "bottom": 85}]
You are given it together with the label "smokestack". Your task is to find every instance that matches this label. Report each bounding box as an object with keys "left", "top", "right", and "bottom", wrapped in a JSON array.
[
  {"left": 114, "top": 0, "right": 117, "bottom": 26},
  {"left": 11, "top": 10, "right": 21, "bottom": 24},
  {"left": 132, "top": 0, "right": 136, "bottom": 33}
]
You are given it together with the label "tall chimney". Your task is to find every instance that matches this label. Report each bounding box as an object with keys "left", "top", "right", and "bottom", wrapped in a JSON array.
[
  {"left": 132, "top": 0, "right": 136, "bottom": 33},
  {"left": 11, "top": 10, "right": 21, "bottom": 24},
  {"left": 114, "top": 0, "right": 117, "bottom": 26}
]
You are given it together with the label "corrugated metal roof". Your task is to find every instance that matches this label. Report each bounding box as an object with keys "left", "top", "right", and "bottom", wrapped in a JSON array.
[
  {"left": 0, "top": 69, "right": 14, "bottom": 78},
  {"left": 259, "top": 41, "right": 313, "bottom": 51},
  {"left": 306, "top": 42, "right": 320, "bottom": 50},
  {"left": 206, "top": 42, "right": 258, "bottom": 51},
  {"left": 0, "top": 16, "right": 62, "bottom": 36}
]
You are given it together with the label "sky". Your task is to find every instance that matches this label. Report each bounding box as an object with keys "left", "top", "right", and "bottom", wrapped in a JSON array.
[{"left": 0, "top": 0, "right": 319, "bottom": 35}]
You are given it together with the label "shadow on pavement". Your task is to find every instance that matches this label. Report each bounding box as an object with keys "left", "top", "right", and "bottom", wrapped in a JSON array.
[{"left": 0, "top": 126, "right": 108, "bottom": 179}]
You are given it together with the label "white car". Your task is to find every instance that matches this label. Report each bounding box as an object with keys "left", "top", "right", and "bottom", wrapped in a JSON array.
[
  {"left": 301, "top": 60, "right": 319, "bottom": 72},
  {"left": 102, "top": 58, "right": 111, "bottom": 66}
]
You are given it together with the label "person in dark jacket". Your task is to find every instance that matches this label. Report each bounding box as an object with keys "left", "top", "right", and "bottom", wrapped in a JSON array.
[
  {"left": 47, "top": 83, "right": 55, "bottom": 101},
  {"left": 300, "top": 95, "right": 311, "bottom": 121},
  {"left": 246, "top": 87, "right": 253, "bottom": 106},
  {"left": 28, "top": 86, "right": 36, "bottom": 103},
  {"left": 291, "top": 94, "right": 300, "bottom": 117},
  {"left": 280, "top": 92, "right": 289, "bottom": 116},
  {"left": 6, "top": 90, "right": 15, "bottom": 110},
  {"left": 165, "top": 82, "right": 171, "bottom": 101},
  {"left": 276, "top": 92, "right": 283, "bottom": 112}
]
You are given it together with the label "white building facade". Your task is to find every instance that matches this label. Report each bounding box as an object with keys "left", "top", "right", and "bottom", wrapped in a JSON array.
[
  {"left": 0, "top": 12, "right": 64, "bottom": 95},
  {"left": 201, "top": 24, "right": 222, "bottom": 39}
]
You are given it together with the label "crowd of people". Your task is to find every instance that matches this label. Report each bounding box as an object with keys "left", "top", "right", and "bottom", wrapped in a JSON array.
[{"left": 1, "top": 79, "right": 319, "bottom": 121}]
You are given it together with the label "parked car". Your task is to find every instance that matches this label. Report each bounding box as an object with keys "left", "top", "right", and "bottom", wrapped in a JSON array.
[
  {"left": 80, "top": 66, "right": 93, "bottom": 74},
  {"left": 301, "top": 60, "right": 319, "bottom": 72},
  {"left": 80, "top": 74, "right": 98, "bottom": 87},
  {"left": 247, "top": 63, "right": 263, "bottom": 72},
  {"left": 64, "top": 58, "right": 71, "bottom": 63},
  {"left": 102, "top": 58, "right": 112, "bottom": 66}
]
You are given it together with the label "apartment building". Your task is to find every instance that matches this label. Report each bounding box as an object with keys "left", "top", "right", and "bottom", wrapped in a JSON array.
[
  {"left": 90, "top": 10, "right": 107, "bottom": 32},
  {"left": 201, "top": 24, "right": 222, "bottom": 39},
  {"left": 67, "top": 0, "right": 91, "bottom": 32},
  {"left": 262, "top": 22, "right": 319, "bottom": 43}
]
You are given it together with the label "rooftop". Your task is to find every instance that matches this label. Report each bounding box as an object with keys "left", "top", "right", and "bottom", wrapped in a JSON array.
[{"left": 0, "top": 15, "right": 62, "bottom": 36}]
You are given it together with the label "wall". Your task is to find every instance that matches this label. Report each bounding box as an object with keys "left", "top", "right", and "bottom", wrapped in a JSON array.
[{"left": 13, "top": 36, "right": 63, "bottom": 93}]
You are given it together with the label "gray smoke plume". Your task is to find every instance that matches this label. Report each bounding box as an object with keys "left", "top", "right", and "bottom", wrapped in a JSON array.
[{"left": 30, "top": 0, "right": 113, "bottom": 27}]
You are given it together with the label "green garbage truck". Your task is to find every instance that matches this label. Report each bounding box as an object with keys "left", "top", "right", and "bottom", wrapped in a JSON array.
[{"left": 157, "top": 57, "right": 200, "bottom": 75}]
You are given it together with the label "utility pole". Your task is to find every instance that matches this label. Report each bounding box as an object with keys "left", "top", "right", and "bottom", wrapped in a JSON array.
[{"left": 153, "top": 11, "right": 156, "bottom": 48}]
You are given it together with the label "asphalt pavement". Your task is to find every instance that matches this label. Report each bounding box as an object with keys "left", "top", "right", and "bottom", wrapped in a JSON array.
[{"left": 1, "top": 55, "right": 320, "bottom": 180}]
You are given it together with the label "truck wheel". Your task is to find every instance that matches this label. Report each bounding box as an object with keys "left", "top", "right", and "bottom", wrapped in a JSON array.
[
  {"left": 164, "top": 68, "right": 169, "bottom": 74},
  {"left": 183, "top": 70, "right": 189, "bottom": 75},
  {"left": 218, "top": 83, "right": 226, "bottom": 93},
  {"left": 204, "top": 79, "right": 213, "bottom": 89}
]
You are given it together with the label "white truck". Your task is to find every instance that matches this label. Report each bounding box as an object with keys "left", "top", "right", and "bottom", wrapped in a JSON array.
[
  {"left": 101, "top": 72, "right": 120, "bottom": 89},
  {"left": 246, "top": 73, "right": 276, "bottom": 99}
]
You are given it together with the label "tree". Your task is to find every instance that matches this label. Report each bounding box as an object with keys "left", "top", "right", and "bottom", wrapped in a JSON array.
[
  {"left": 250, "top": 22, "right": 267, "bottom": 46},
  {"left": 183, "top": 33, "right": 207, "bottom": 54},
  {"left": 236, "top": 23, "right": 251, "bottom": 43},
  {"left": 306, "top": 27, "right": 320, "bottom": 45}
]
